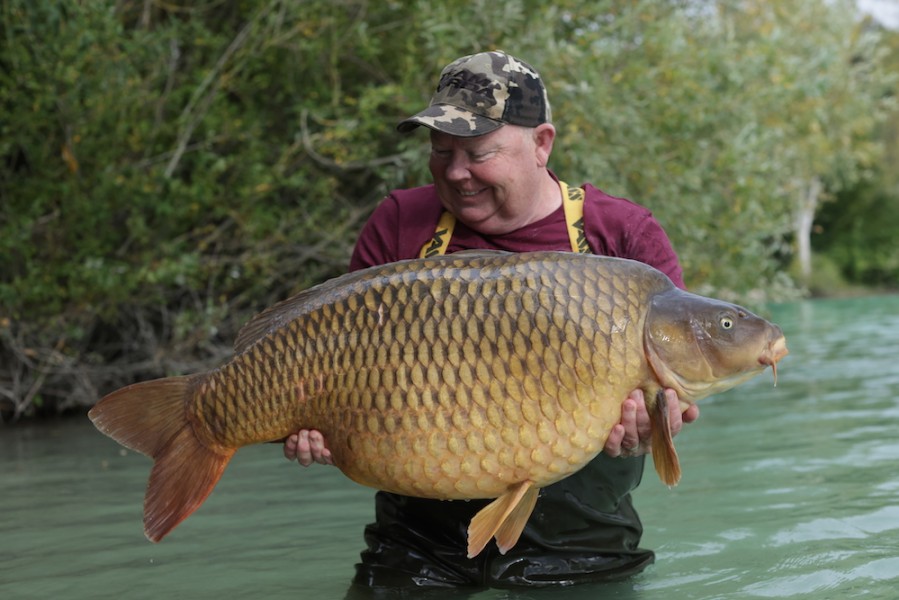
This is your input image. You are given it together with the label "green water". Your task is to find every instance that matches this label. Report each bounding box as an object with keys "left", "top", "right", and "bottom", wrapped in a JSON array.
[{"left": 3, "top": 296, "right": 899, "bottom": 599}]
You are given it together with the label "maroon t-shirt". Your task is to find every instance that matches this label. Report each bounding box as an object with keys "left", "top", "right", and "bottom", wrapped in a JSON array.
[{"left": 349, "top": 179, "right": 685, "bottom": 290}]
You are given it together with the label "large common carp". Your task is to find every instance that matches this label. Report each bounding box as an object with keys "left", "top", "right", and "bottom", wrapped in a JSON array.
[{"left": 89, "top": 250, "right": 787, "bottom": 558}]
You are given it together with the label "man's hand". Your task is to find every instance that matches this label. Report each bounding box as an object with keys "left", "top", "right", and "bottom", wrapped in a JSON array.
[
  {"left": 283, "top": 429, "right": 333, "bottom": 466},
  {"left": 603, "top": 389, "right": 700, "bottom": 458}
]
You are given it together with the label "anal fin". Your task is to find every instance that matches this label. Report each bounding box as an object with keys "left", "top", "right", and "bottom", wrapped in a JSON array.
[
  {"left": 494, "top": 485, "right": 539, "bottom": 554},
  {"left": 650, "top": 389, "right": 682, "bottom": 486},
  {"left": 467, "top": 480, "right": 538, "bottom": 558}
]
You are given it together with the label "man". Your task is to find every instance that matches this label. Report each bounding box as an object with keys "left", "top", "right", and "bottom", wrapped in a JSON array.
[{"left": 285, "top": 50, "right": 699, "bottom": 590}]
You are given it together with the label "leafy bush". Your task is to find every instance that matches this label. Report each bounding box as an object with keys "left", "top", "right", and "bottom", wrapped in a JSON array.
[
  {"left": 814, "top": 178, "right": 899, "bottom": 289},
  {"left": 0, "top": 0, "right": 894, "bottom": 419}
]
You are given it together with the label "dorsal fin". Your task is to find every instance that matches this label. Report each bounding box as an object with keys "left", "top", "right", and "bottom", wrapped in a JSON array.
[
  {"left": 448, "top": 249, "right": 511, "bottom": 258},
  {"left": 233, "top": 267, "right": 377, "bottom": 353},
  {"left": 234, "top": 251, "right": 512, "bottom": 353}
]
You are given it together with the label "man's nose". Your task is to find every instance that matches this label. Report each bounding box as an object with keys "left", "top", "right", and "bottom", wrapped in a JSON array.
[{"left": 444, "top": 152, "right": 471, "bottom": 181}]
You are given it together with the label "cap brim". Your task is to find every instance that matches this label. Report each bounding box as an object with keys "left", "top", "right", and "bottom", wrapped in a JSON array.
[{"left": 396, "top": 104, "right": 504, "bottom": 137}]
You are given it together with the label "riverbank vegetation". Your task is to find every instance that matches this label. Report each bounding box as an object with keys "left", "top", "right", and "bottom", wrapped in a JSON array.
[{"left": 2, "top": 0, "right": 897, "bottom": 420}]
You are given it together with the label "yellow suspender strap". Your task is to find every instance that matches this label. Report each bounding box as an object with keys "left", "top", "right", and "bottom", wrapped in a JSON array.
[
  {"left": 419, "top": 181, "right": 589, "bottom": 257},
  {"left": 559, "top": 180, "right": 590, "bottom": 254},
  {"left": 419, "top": 210, "right": 456, "bottom": 258}
]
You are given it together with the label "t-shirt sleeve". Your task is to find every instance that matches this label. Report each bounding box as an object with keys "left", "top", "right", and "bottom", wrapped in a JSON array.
[
  {"left": 626, "top": 213, "right": 685, "bottom": 290},
  {"left": 349, "top": 195, "right": 402, "bottom": 271},
  {"left": 349, "top": 187, "right": 444, "bottom": 272},
  {"left": 582, "top": 185, "right": 686, "bottom": 289}
]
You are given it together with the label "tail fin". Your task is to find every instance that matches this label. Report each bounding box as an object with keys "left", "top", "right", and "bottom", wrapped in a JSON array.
[{"left": 88, "top": 376, "right": 235, "bottom": 542}]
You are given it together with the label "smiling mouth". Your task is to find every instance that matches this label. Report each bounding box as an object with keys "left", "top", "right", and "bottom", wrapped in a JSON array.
[{"left": 459, "top": 189, "right": 486, "bottom": 197}]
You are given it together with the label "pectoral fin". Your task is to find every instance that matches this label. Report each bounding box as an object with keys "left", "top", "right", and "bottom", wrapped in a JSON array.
[
  {"left": 650, "top": 389, "right": 682, "bottom": 486},
  {"left": 467, "top": 480, "right": 538, "bottom": 558}
]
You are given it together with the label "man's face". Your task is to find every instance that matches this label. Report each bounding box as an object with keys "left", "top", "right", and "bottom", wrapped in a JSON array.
[{"left": 428, "top": 125, "right": 552, "bottom": 235}]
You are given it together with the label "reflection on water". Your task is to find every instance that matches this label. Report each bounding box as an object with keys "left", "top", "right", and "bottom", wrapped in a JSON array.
[{"left": 2, "top": 295, "right": 899, "bottom": 599}]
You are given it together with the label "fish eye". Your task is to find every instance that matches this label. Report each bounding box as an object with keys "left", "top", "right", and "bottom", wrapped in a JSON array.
[{"left": 720, "top": 316, "right": 734, "bottom": 329}]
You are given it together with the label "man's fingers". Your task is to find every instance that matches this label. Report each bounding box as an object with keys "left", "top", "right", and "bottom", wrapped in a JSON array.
[
  {"left": 620, "top": 397, "right": 641, "bottom": 451},
  {"left": 296, "top": 430, "right": 314, "bottom": 466},
  {"left": 604, "top": 423, "right": 626, "bottom": 457},
  {"left": 665, "top": 389, "right": 684, "bottom": 436},
  {"left": 307, "top": 430, "right": 333, "bottom": 465},
  {"left": 283, "top": 433, "right": 299, "bottom": 460},
  {"left": 683, "top": 403, "right": 700, "bottom": 424},
  {"left": 284, "top": 429, "right": 333, "bottom": 467}
]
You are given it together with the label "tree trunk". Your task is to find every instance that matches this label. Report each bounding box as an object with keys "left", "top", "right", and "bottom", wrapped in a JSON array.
[{"left": 795, "top": 176, "right": 823, "bottom": 282}]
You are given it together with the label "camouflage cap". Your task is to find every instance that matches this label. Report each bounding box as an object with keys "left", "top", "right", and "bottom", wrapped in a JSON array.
[{"left": 397, "top": 51, "right": 551, "bottom": 137}]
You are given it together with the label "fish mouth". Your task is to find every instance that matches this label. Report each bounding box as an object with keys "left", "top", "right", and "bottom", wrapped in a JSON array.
[{"left": 759, "top": 335, "right": 789, "bottom": 385}]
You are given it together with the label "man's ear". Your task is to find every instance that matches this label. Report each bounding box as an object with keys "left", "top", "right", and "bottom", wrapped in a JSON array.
[{"left": 533, "top": 123, "right": 556, "bottom": 167}]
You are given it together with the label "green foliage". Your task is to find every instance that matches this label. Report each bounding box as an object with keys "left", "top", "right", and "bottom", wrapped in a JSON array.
[
  {"left": 0, "top": 0, "right": 895, "bottom": 419},
  {"left": 795, "top": 253, "right": 854, "bottom": 298},
  {"left": 0, "top": 0, "right": 412, "bottom": 418},
  {"left": 814, "top": 178, "right": 899, "bottom": 288},
  {"left": 812, "top": 18, "right": 899, "bottom": 290},
  {"left": 540, "top": 0, "right": 894, "bottom": 300}
]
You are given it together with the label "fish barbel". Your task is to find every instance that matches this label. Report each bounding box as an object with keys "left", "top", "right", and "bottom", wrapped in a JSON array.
[{"left": 89, "top": 250, "right": 788, "bottom": 557}]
